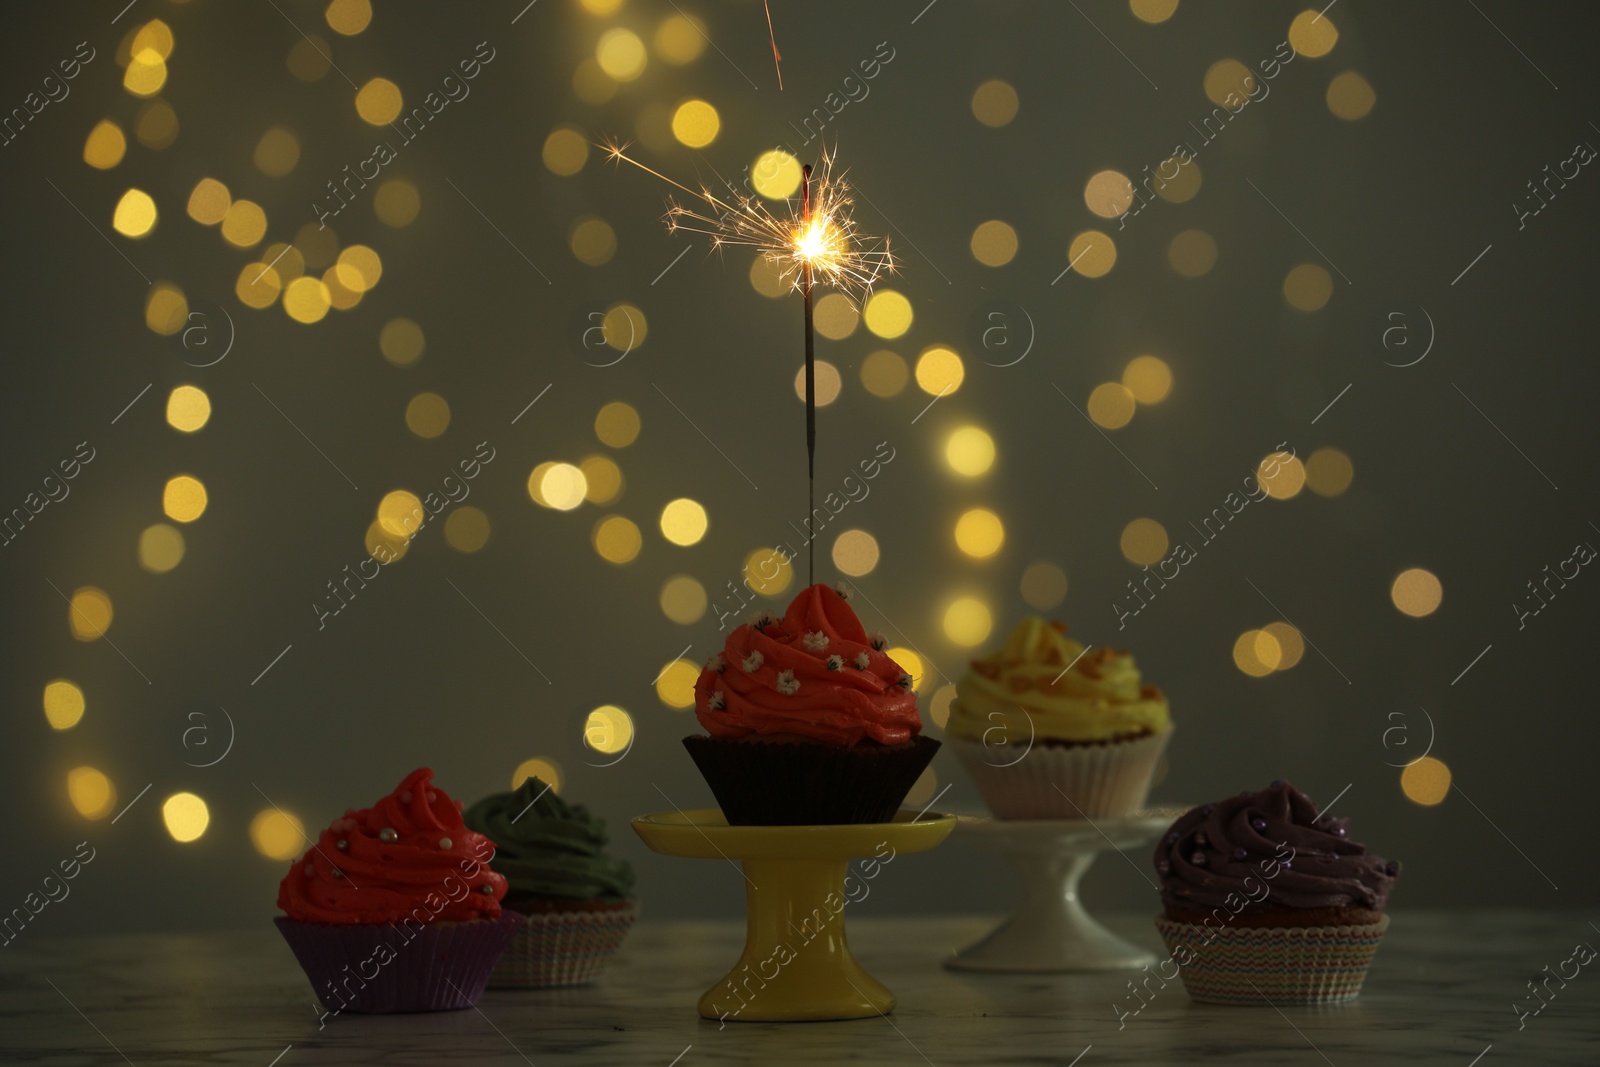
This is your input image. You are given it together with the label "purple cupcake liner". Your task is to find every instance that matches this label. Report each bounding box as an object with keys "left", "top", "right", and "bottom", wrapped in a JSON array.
[{"left": 275, "top": 912, "right": 518, "bottom": 1014}]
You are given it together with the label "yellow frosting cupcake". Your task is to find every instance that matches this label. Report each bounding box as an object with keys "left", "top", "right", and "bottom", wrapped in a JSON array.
[{"left": 947, "top": 617, "right": 1170, "bottom": 746}]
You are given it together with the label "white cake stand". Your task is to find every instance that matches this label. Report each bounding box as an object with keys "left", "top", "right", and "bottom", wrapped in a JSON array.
[{"left": 945, "top": 810, "right": 1180, "bottom": 973}]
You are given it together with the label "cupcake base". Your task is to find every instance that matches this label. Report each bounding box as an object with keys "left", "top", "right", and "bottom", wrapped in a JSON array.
[
  {"left": 952, "top": 729, "right": 1170, "bottom": 820},
  {"left": 1154, "top": 913, "right": 1389, "bottom": 1005},
  {"left": 276, "top": 913, "right": 518, "bottom": 1014},
  {"left": 683, "top": 734, "right": 940, "bottom": 826},
  {"left": 489, "top": 899, "right": 640, "bottom": 988}
]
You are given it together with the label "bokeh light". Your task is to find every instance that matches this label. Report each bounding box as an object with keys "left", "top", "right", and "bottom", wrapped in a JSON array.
[
  {"left": 1084, "top": 170, "right": 1134, "bottom": 218},
  {"left": 593, "top": 515, "right": 643, "bottom": 564},
  {"left": 1067, "top": 230, "right": 1117, "bottom": 278},
  {"left": 570, "top": 217, "right": 617, "bottom": 266},
  {"left": 365, "top": 519, "right": 409, "bottom": 562},
  {"left": 288, "top": 35, "right": 332, "bottom": 81},
  {"left": 1289, "top": 9, "right": 1338, "bottom": 57},
  {"left": 1120, "top": 518, "right": 1168, "bottom": 565},
  {"left": 744, "top": 546, "right": 794, "bottom": 597},
  {"left": 253, "top": 126, "right": 300, "bottom": 176},
  {"left": 43, "top": 680, "right": 86, "bottom": 731},
  {"left": 123, "top": 53, "right": 167, "bottom": 97},
  {"left": 543, "top": 126, "right": 589, "bottom": 176},
  {"left": 832, "top": 529, "right": 881, "bottom": 576},
  {"left": 444, "top": 506, "right": 490, "bottom": 552},
  {"left": 68, "top": 766, "right": 116, "bottom": 820},
  {"left": 595, "top": 402, "right": 641, "bottom": 447},
  {"left": 1130, "top": 0, "right": 1179, "bottom": 23},
  {"left": 659, "top": 575, "right": 708, "bottom": 625},
  {"left": 970, "top": 220, "right": 1019, "bottom": 266},
  {"left": 1020, "top": 562, "right": 1069, "bottom": 610},
  {"left": 1262, "top": 621, "right": 1305, "bottom": 670},
  {"left": 355, "top": 77, "right": 402, "bottom": 124},
  {"left": 748, "top": 255, "right": 788, "bottom": 298},
  {"left": 943, "top": 597, "right": 994, "bottom": 646},
  {"left": 84, "top": 120, "right": 127, "bottom": 169},
  {"left": 602, "top": 304, "right": 647, "bottom": 350},
  {"left": 1306, "top": 447, "right": 1354, "bottom": 496},
  {"left": 793, "top": 360, "right": 842, "bottom": 406},
  {"left": 325, "top": 0, "right": 372, "bottom": 35},
  {"left": 1284, "top": 263, "right": 1333, "bottom": 311},
  {"left": 584, "top": 705, "right": 634, "bottom": 753},
  {"left": 597, "top": 28, "right": 647, "bottom": 80},
  {"left": 374, "top": 179, "right": 420, "bottom": 226},
  {"left": 671, "top": 99, "right": 719, "bottom": 147},
  {"left": 113, "top": 188, "right": 157, "bottom": 237},
  {"left": 134, "top": 99, "right": 178, "bottom": 150},
  {"left": 539, "top": 464, "right": 588, "bottom": 511},
  {"left": 656, "top": 660, "right": 699, "bottom": 708},
  {"left": 1122, "top": 356, "right": 1172, "bottom": 404},
  {"left": 512, "top": 758, "right": 563, "bottom": 793},
  {"left": 945, "top": 426, "right": 996, "bottom": 476},
  {"left": 377, "top": 489, "right": 423, "bottom": 537},
  {"left": 971, "top": 80, "right": 1019, "bottom": 127},
  {"left": 580, "top": 455, "right": 623, "bottom": 504},
  {"left": 162, "top": 792, "right": 210, "bottom": 843},
  {"left": 1167, "top": 229, "right": 1217, "bottom": 277},
  {"left": 166, "top": 385, "right": 211, "bottom": 432},
  {"left": 283, "top": 277, "right": 331, "bottom": 324},
  {"left": 1400, "top": 756, "right": 1452, "bottom": 806},
  {"left": 1157, "top": 155, "right": 1202, "bottom": 202},
  {"left": 660, "top": 498, "right": 708, "bottom": 545},
  {"left": 1088, "top": 382, "right": 1136, "bottom": 429},
  {"left": 380, "top": 318, "right": 425, "bottom": 365},
  {"left": 138, "top": 523, "right": 186, "bottom": 573},
  {"left": 813, "top": 293, "right": 859, "bottom": 340},
  {"left": 752, "top": 149, "right": 802, "bottom": 198},
  {"left": 221, "top": 199, "right": 267, "bottom": 247},
  {"left": 655, "top": 15, "right": 707, "bottom": 64},
  {"left": 863, "top": 290, "right": 913, "bottom": 338},
  {"left": 955, "top": 508, "right": 1005, "bottom": 558},
  {"left": 146, "top": 283, "right": 187, "bottom": 334},
  {"left": 164, "top": 475, "right": 208, "bottom": 522},
  {"left": 250, "top": 809, "right": 305, "bottom": 860},
  {"left": 405, "top": 393, "right": 450, "bottom": 439},
  {"left": 1257, "top": 451, "right": 1307, "bottom": 499},
  {"left": 1204, "top": 58, "right": 1256, "bottom": 106},
  {"left": 68, "top": 587, "right": 113, "bottom": 641},
  {"left": 930, "top": 684, "right": 957, "bottom": 729},
  {"left": 1391, "top": 568, "right": 1443, "bottom": 617},
  {"left": 887, "top": 646, "right": 926, "bottom": 692},
  {"left": 1233, "top": 629, "right": 1281, "bottom": 677},
  {"left": 1327, "top": 71, "right": 1376, "bottom": 120},
  {"left": 915, "top": 346, "right": 965, "bottom": 395},
  {"left": 861, "top": 350, "right": 909, "bottom": 397}
]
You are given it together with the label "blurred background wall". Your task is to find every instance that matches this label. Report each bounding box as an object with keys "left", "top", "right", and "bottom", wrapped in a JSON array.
[{"left": 2, "top": 0, "right": 1595, "bottom": 935}]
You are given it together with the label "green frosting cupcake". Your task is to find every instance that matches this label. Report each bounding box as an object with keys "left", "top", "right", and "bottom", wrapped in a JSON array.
[{"left": 463, "top": 778, "right": 635, "bottom": 902}]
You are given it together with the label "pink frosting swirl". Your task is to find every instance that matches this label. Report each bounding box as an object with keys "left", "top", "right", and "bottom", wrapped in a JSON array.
[{"left": 693, "top": 584, "right": 924, "bottom": 747}]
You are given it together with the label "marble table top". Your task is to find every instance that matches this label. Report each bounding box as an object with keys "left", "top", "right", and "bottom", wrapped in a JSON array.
[{"left": 1, "top": 911, "right": 1593, "bottom": 1065}]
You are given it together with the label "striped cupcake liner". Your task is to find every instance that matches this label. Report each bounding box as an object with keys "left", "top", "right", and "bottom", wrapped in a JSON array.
[
  {"left": 951, "top": 730, "right": 1170, "bottom": 820},
  {"left": 489, "top": 900, "right": 640, "bottom": 989},
  {"left": 1154, "top": 914, "right": 1389, "bottom": 1005}
]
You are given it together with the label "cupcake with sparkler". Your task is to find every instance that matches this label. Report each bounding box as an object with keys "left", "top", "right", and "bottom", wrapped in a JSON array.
[
  {"left": 946, "top": 617, "right": 1171, "bottom": 819},
  {"left": 274, "top": 768, "right": 517, "bottom": 1015},
  {"left": 1152, "top": 781, "right": 1398, "bottom": 1005},
  {"left": 685, "top": 583, "right": 940, "bottom": 825},
  {"left": 463, "top": 776, "right": 639, "bottom": 988}
]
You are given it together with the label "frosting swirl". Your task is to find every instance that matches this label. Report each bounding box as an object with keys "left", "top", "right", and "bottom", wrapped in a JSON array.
[
  {"left": 463, "top": 777, "right": 635, "bottom": 901},
  {"left": 946, "top": 617, "right": 1170, "bottom": 743},
  {"left": 1153, "top": 781, "right": 1399, "bottom": 914},
  {"left": 277, "top": 768, "right": 507, "bottom": 925},
  {"left": 694, "top": 583, "right": 924, "bottom": 747}
]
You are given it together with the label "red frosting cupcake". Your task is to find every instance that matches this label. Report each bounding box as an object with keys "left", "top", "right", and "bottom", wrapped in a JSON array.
[
  {"left": 274, "top": 768, "right": 519, "bottom": 1017},
  {"left": 684, "top": 583, "right": 940, "bottom": 825}
]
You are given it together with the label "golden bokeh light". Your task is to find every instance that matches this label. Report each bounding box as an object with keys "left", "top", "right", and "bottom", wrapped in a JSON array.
[
  {"left": 355, "top": 77, "right": 402, "bottom": 124},
  {"left": 1288, "top": 9, "right": 1338, "bottom": 57},
  {"left": 972, "top": 79, "right": 1019, "bottom": 127},
  {"left": 660, "top": 498, "right": 708, "bottom": 546},
  {"left": 375, "top": 179, "right": 420, "bottom": 226},
  {"left": 162, "top": 792, "right": 209, "bottom": 842},
  {"left": 602, "top": 304, "right": 647, "bottom": 350},
  {"left": 380, "top": 318, "right": 425, "bottom": 366},
  {"left": 511, "top": 758, "right": 563, "bottom": 793},
  {"left": 1233, "top": 629, "right": 1281, "bottom": 677},
  {"left": 1088, "top": 382, "right": 1136, "bottom": 429},
  {"left": 138, "top": 523, "right": 186, "bottom": 573},
  {"left": 573, "top": 58, "right": 618, "bottom": 105},
  {"left": 595, "top": 401, "right": 640, "bottom": 447},
  {"left": 744, "top": 546, "right": 794, "bottom": 597},
  {"left": 970, "top": 220, "right": 1019, "bottom": 267},
  {"left": 944, "top": 596, "right": 994, "bottom": 646},
  {"left": 1067, "top": 230, "right": 1117, "bottom": 278},
  {"left": 793, "top": 360, "right": 843, "bottom": 406},
  {"left": 748, "top": 254, "right": 788, "bottom": 298},
  {"left": 540, "top": 464, "right": 588, "bottom": 511},
  {"left": 1167, "top": 228, "right": 1217, "bottom": 277},
  {"left": 186, "top": 178, "right": 230, "bottom": 224},
  {"left": 929, "top": 684, "right": 957, "bottom": 729},
  {"left": 584, "top": 705, "right": 635, "bottom": 754},
  {"left": 165, "top": 385, "right": 210, "bottom": 432},
  {"left": 594, "top": 515, "right": 643, "bottom": 564},
  {"left": 1391, "top": 568, "right": 1443, "bottom": 617},
  {"left": 235, "top": 263, "right": 280, "bottom": 309},
  {"left": 1084, "top": 169, "right": 1135, "bottom": 218},
  {"left": 832, "top": 529, "right": 881, "bottom": 576},
  {"left": 570, "top": 217, "right": 617, "bottom": 265},
  {"left": 863, "top": 289, "right": 914, "bottom": 338},
  {"left": 1262, "top": 621, "right": 1305, "bottom": 670},
  {"left": 1327, "top": 70, "right": 1376, "bottom": 120},
  {"left": 68, "top": 766, "right": 116, "bottom": 820},
  {"left": 283, "top": 276, "right": 332, "bottom": 324},
  {"left": 365, "top": 519, "right": 410, "bottom": 562},
  {"left": 1122, "top": 355, "right": 1173, "bottom": 404},
  {"left": 250, "top": 809, "right": 306, "bottom": 861},
  {"left": 656, "top": 659, "right": 700, "bottom": 708},
  {"left": 404, "top": 392, "right": 450, "bottom": 438},
  {"left": 656, "top": 15, "right": 707, "bottom": 64},
  {"left": 1400, "top": 756, "right": 1452, "bottom": 806},
  {"left": 954, "top": 508, "right": 1005, "bottom": 559},
  {"left": 1204, "top": 58, "right": 1257, "bottom": 107},
  {"left": 130, "top": 20, "right": 174, "bottom": 61},
  {"left": 597, "top": 28, "right": 647, "bottom": 80},
  {"left": 253, "top": 126, "right": 300, "bottom": 176},
  {"left": 659, "top": 575, "right": 708, "bottom": 625},
  {"left": 1156, "top": 155, "right": 1202, "bottom": 202},
  {"left": 581, "top": 0, "right": 624, "bottom": 13},
  {"left": 325, "top": 0, "right": 372, "bottom": 35},
  {"left": 163, "top": 474, "right": 208, "bottom": 523},
  {"left": 1306, "top": 447, "right": 1354, "bottom": 496},
  {"left": 580, "top": 455, "right": 623, "bottom": 504},
  {"left": 323, "top": 266, "right": 362, "bottom": 311},
  {"left": 145, "top": 282, "right": 187, "bottom": 335},
  {"left": 1257, "top": 451, "right": 1307, "bottom": 499},
  {"left": 68, "top": 587, "right": 113, "bottom": 641},
  {"left": 113, "top": 188, "right": 157, "bottom": 238},
  {"left": 1021, "top": 561, "right": 1069, "bottom": 610},
  {"left": 916, "top": 346, "right": 965, "bottom": 396},
  {"left": 43, "top": 680, "right": 86, "bottom": 731},
  {"left": 1284, "top": 263, "right": 1333, "bottom": 311},
  {"left": 1130, "top": 0, "right": 1180, "bottom": 23},
  {"left": 377, "top": 489, "right": 423, "bottom": 537},
  {"left": 861, "top": 350, "right": 909, "bottom": 397},
  {"left": 335, "top": 245, "right": 383, "bottom": 292},
  {"left": 444, "top": 506, "right": 491, "bottom": 553},
  {"left": 887, "top": 646, "right": 926, "bottom": 692},
  {"left": 543, "top": 126, "right": 589, "bottom": 176},
  {"left": 752, "top": 149, "right": 803, "bottom": 199},
  {"left": 84, "top": 120, "right": 127, "bottom": 169},
  {"left": 1120, "top": 518, "right": 1169, "bottom": 565},
  {"left": 134, "top": 99, "right": 178, "bottom": 149},
  {"left": 221, "top": 199, "right": 267, "bottom": 247},
  {"left": 813, "top": 293, "right": 859, "bottom": 340},
  {"left": 945, "top": 426, "right": 996, "bottom": 476},
  {"left": 123, "top": 52, "right": 167, "bottom": 96},
  {"left": 671, "top": 98, "right": 720, "bottom": 147},
  {"left": 288, "top": 35, "right": 332, "bottom": 81},
  {"left": 261, "top": 243, "right": 305, "bottom": 284}
]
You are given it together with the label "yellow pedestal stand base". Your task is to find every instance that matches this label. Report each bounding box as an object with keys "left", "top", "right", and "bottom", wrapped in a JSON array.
[{"left": 632, "top": 808, "right": 955, "bottom": 1022}]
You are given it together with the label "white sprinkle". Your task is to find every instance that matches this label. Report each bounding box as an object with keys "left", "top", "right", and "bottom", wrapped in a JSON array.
[
  {"left": 742, "top": 650, "right": 764, "bottom": 672},
  {"left": 710, "top": 691, "right": 726, "bottom": 710},
  {"left": 776, "top": 670, "right": 799, "bottom": 695},
  {"left": 854, "top": 652, "right": 872, "bottom": 670},
  {"left": 708, "top": 652, "right": 726, "bottom": 672},
  {"left": 826, "top": 655, "right": 844, "bottom": 671},
  {"left": 803, "top": 631, "right": 828, "bottom": 652}
]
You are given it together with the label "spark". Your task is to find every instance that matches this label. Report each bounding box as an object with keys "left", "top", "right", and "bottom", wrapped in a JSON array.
[{"left": 598, "top": 138, "right": 893, "bottom": 302}]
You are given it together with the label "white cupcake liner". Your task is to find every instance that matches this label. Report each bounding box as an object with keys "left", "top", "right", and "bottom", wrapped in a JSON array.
[
  {"left": 951, "top": 729, "right": 1170, "bottom": 819},
  {"left": 1154, "top": 914, "right": 1389, "bottom": 1005},
  {"left": 489, "top": 900, "right": 639, "bottom": 989}
]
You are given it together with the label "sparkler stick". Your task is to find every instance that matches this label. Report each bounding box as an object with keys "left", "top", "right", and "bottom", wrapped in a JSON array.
[{"left": 801, "top": 163, "right": 815, "bottom": 584}]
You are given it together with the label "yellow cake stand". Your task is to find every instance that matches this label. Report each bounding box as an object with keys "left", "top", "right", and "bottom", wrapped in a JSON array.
[{"left": 632, "top": 808, "right": 955, "bottom": 1022}]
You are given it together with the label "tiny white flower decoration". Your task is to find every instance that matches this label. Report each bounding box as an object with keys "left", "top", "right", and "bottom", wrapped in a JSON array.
[
  {"left": 854, "top": 651, "right": 872, "bottom": 670},
  {"left": 833, "top": 582, "right": 852, "bottom": 600},
  {"left": 775, "top": 669, "right": 799, "bottom": 695},
  {"left": 868, "top": 631, "right": 888, "bottom": 651},
  {"left": 707, "top": 653, "right": 726, "bottom": 673},
  {"left": 742, "top": 650, "right": 764, "bottom": 672},
  {"left": 826, "top": 654, "right": 844, "bottom": 671},
  {"left": 752, "top": 612, "right": 777, "bottom": 631},
  {"left": 709, "top": 691, "right": 726, "bottom": 710},
  {"left": 896, "top": 673, "right": 914, "bottom": 691},
  {"left": 803, "top": 630, "right": 828, "bottom": 652}
]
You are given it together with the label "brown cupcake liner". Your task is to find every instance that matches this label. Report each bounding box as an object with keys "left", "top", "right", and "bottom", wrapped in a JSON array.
[
  {"left": 489, "top": 899, "right": 640, "bottom": 988},
  {"left": 683, "top": 734, "right": 941, "bottom": 825}
]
